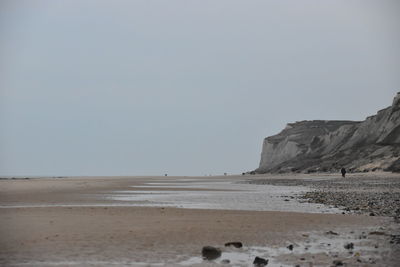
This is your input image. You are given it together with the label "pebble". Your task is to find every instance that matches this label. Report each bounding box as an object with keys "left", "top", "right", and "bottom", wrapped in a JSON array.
[
  {"left": 344, "top": 243, "right": 354, "bottom": 250},
  {"left": 326, "top": 231, "right": 339, "bottom": 235},
  {"left": 201, "top": 246, "right": 221, "bottom": 260},
  {"left": 369, "top": 231, "right": 385, "bottom": 236},
  {"left": 253, "top": 256, "right": 268, "bottom": 266},
  {"left": 332, "top": 260, "right": 343, "bottom": 266},
  {"left": 224, "top": 241, "right": 243, "bottom": 248},
  {"left": 247, "top": 176, "right": 400, "bottom": 219}
]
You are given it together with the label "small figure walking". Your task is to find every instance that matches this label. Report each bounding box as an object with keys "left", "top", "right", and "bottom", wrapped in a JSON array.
[{"left": 341, "top": 168, "right": 346, "bottom": 178}]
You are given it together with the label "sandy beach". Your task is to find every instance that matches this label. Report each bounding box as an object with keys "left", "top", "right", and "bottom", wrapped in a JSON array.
[
  {"left": 2, "top": 1, "right": 399, "bottom": 266},
  {"left": 1, "top": 174, "right": 399, "bottom": 266}
]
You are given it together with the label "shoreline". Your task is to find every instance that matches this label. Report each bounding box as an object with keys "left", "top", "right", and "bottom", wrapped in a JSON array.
[
  {"left": 1, "top": 206, "right": 396, "bottom": 266},
  {"left": 1, "top": 173, "right": 399, "bottom": 266}
]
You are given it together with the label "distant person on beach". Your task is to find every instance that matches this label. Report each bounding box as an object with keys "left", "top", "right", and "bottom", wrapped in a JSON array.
[{"left": 341, "top": 168, "right": 346, "bottom": 178}]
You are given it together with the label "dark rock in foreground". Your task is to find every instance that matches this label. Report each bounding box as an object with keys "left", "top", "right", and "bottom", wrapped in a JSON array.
[
  {"left": 253, "top": 256, "right": 268, "bottom": 266},
  {"left": 201, "top": 246, "right": 221, "bottom": 260},
  {"left": 333, "top": 259, "right": 344, "bottom": 266}
]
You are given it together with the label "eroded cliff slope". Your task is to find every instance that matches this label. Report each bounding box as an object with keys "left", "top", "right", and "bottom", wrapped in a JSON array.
[{"left": 256, "top": 93, "right": 400, "bottom": 173}]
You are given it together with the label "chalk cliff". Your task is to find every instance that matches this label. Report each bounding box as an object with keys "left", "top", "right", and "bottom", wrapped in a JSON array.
[{"left": 256, "top": 93, "right": 400, "bottom": 173}]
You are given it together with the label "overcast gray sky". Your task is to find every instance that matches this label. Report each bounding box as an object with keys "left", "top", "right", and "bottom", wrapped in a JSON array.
[{"left": 0, "top": 0, "right": 399, "bottom": 176}]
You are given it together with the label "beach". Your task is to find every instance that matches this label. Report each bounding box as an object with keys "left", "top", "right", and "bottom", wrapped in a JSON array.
[
  {"left": 2, "top": 1, "right": 399, "bottom": 266},
  {"left": 0, "top": 173, "right": 399, "bottom": 266}
]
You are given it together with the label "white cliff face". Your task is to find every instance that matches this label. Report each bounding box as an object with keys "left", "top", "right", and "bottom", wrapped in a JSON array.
[
  {"left": 258, "top": 120, "right": 359, "bottom": 172},
  {"left": 259, "top": 140, "right": 302, "bottom": 168},
  {"left": 257, "top": 93, "right": 400, "bottom": 173}
]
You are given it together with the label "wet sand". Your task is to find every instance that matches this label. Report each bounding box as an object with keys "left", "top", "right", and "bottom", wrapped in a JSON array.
[{"left": 0, "top": 174, "right": 399, "bottom": 266}]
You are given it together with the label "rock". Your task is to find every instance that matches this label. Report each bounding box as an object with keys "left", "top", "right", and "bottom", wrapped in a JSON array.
[
  {"left": 344, "top": 243, "right": 354, "bottom": 250},
  {"left": 286, "top": 244, "right": 294, "bottom": 251},
  {"left": 255, "top": 93, "right": 400, "bottom": 173},
  {"left": 253, "top": 256, "right": 268, "bottom": 266},
  {"left": 249, "top": 175, "right": 400, "bottom": 219},
  {"left": 390, "top": 234, "right": 400, "bottom": 244},
  {"left": 359, "top": 233, "right": 367, "bottom": 239},
  {"left": 326, "top": 230, "right": 339, "bottom": 235},
  {"left": 333, "top": 260, "right": 344, "bottom": 266},
  {"left": 221, "top": 259, "right": 230, "bottom": 264},
  {"left": 369, "top": 231, "right": 385, "bottom": 236},
  {"left": 201, "top": 246, "right": 221, "bottom": 260},
  {"left": 224, "top": 242, "right": 243, "bottom": 248}
]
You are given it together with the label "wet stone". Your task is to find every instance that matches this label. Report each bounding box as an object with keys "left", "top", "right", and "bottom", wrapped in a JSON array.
[
  {"left": 224, "top": 241, "right": 243, "bottom": 248},
  {"left": 369, "top": 231, "right": 385, "bottom": 236},
  {"left": 201, "top": 246, "right": 221, "bottom": 260},
  {"left": 253, "top": 256, "right": 269, "bottom": 266},
  {"left": 344, "top": 242, "right": 354, "bottom": 250},
  {"left": 333, "top": 259, "right": 344, "bottom": 266},
  {"left": 390, "top": 234, "right": 400, "bottom": 244},
  {"left": 326, "top": 230, "right": 339, "bottom": 235}
]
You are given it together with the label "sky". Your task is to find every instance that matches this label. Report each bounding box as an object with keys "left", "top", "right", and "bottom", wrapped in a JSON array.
[{"left": 0, "top": 0, "right": 399, "bottom": 176}]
